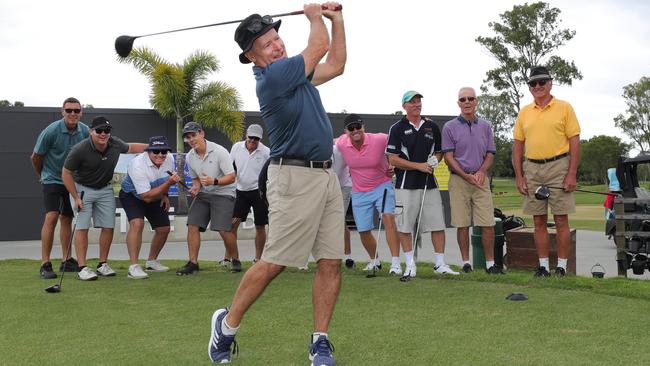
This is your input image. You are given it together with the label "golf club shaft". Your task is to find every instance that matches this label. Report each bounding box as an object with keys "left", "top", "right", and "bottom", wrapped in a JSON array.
[
  {"left": 413, "top": 178, "right": 429, "bottom": 262},
  {"left": 370, "top": 189, "right": 388, "bottom": 275},
  {"left": 546, "top": 186, "right": 615, "bottom": 196},
  {"left": 167, "top": 171, "right": 190, "bottom": 190},
  {"left": 133, "top": 5, "right": 341, "bottom": 40},
  {"left": 58, "top": 191, "right": 84, "bottom": 287}
]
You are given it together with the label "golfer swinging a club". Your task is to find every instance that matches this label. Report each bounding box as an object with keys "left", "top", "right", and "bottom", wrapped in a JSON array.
[{"left": 208, "top": 3, "right": 346, "bottom": 365}]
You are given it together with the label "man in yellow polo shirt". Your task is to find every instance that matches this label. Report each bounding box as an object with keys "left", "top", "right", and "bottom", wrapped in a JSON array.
[{"left": 513, "top": 66, "right": 581, "bottom": 278}]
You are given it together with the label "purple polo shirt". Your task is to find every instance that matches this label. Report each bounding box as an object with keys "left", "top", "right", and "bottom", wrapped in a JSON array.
[{"left": 441, "top": 115, "right": 496, "bottom": 173}]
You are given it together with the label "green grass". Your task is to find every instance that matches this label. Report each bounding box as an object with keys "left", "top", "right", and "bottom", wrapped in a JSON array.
[
  {"left": 492, "top": 179, "right": 608, "bottom": 231},
  {"left": 2, "top": 259, "right": 650, "bottom": 365}
]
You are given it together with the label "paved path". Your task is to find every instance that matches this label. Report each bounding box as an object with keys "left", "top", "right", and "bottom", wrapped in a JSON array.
[{"left": 3, "top": 228, "right": 647, "bottom": 279}]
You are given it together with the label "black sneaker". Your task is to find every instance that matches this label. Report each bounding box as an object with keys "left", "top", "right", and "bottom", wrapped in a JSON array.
[
  {"left": 533, "top": 266, "right": 550, "bottom": 278},
  {"left": 230, "top": 259, "right": 242, "bottom": 273},
  {"left": 40, "top": 262, "right": 57, "bottom": 279},
  {"left": 555, "top": 267, "right": 566, "bottom": 277},
  {"left": 176, "top": 261, "right": 199, "bottom": 275},
  {"left": 486, "top": 265, "right": 505, "bottom": 275},
  {"left": 59, "top": 258, "right": 79, "bottom": 272},
  {"left": 344, "top": 258, "right": 355, "bottom": 269},
  {"left": 462, "top": 263, "right": 473, "bottom": 273}
]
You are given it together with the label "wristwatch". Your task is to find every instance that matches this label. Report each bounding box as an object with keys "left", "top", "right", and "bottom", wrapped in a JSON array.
[{"left": 213, "top": 178, "right": 219, "bottom": 186}]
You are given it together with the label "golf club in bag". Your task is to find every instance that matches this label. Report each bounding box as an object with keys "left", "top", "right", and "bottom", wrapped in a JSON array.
[
  {"left": 366, "top": 188, "right": 388, "bottom": 278},
  {"left": 115, "top": 5, "right": 342, "bottom": 57},
  {"left": 45, "top": 191, "right": 84, "bottom": 293}
]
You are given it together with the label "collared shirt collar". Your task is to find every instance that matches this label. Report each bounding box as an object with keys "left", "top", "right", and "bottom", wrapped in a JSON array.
[
  {"left": 533, "top": 95, "right": 555, "bottom": 109},
  {"left": 458, "top": 115, "right": 478, "bottom": 124},
  {"left": 58, "top": 119, "right": 81, "bottom": 134},
  {"left": 344, "top": 133, "right": 368, "bottom": 149}
]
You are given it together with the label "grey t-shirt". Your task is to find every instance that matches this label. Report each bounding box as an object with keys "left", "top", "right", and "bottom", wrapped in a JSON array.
[
  {"left": 64, "top": 136, "right": 129, "bottom": 188},
  {"left": 186, "top": 140, "right": 236, "bottom": 197}
]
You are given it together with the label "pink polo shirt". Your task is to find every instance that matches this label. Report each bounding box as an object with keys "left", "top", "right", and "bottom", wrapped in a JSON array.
[{"left": 336, "top": 132, "right": 391, "bottom": 192}]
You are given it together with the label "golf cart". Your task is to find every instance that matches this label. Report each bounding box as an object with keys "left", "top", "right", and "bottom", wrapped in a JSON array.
[{"left": 611, "top": 155, "right": 650, "bottom": 276}]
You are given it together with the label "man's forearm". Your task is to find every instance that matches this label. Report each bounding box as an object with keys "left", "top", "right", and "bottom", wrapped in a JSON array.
[
  {"left": 324, "top": 18, "right": 346, "bottom": 75},
  {"left": 512, "top": 140, "right": 525, "bottom": 178},
  {"left": 567, "top": 135, "right": 580, "bottom": 176},
  {"left": 479, "top": 153, "right": 495, "bottom": 173}
]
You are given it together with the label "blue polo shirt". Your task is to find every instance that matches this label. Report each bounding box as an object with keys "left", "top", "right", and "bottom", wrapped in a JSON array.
[
  {"left": 33, "top": 119, "right": 90, "bottom": 184},
  {"left": 253, "top": 55, "right": 333, "bottom": 161},
  {"left": 386, "top": 116, "right": 441, "bottom": 189},
  {"left": 441, "top": 115, "right": 496, "bottom": 173}
]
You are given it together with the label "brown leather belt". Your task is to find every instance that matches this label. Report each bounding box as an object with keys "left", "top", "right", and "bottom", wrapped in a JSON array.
[
  {"left": 270, "top": 157, "right": 332, "bottom": 169},
  {"left": 527, "top": 152, "right": 568, "bottom": 164}
]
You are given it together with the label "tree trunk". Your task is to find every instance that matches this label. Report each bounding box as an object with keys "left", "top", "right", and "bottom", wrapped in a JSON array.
[{"left": 175, "top": 116, "right": 189, "bottom": 214}]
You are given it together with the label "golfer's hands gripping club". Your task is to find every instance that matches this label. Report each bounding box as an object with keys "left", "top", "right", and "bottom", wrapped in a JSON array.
[
  {"left": 562, "top": 172, "right": 577, "bottom": 193},
  {"left": 321, "top": 2, "right": 343, "bottom": 20},
  {"left": 166, "top": 171, "right": 181, "bottom": 185},
  {"left": 427, "top": 153, "right": 439, "bottom": 169}
]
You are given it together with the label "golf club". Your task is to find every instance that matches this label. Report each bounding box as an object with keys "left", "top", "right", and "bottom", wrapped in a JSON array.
[
  {"left": 45, "top": 191, "right": 84, "bottom": 294},
  {"left": 167, "top": 170, "right": 189, "bottom": 190},
  {"left": 366, "top": 188, "right": 388, "bottom": 279},
  {"left": 534, "top": 185, "right": 618, "bottom": 200},
  {"left": 400, "top": 176, "right": 429, "bottom": 282},
  {"left": 115, "top": 5, "right": 343, "bottom": 57}
]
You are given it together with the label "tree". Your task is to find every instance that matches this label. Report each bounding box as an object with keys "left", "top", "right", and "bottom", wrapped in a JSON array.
[
  {"left": 0, "top": 100, "right": 24, "bottom": 107},
  {"left": 118, "top": 47, "right": 244, "bottom": 212},
  {"left": 579, "top": 135, "right": 630, "bottom": 184},
  {"left": 614, "top": 76, "right": 650, "bottom": 153},
  {"left": 476, "top": 88, "right": 516, "bottom": 178},
  {"left": 476, "top": 2, "right": 582, "bottom": 113}
]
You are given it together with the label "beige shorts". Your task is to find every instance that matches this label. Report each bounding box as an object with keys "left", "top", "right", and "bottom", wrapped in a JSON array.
[
  {"left": 261, "top": 164, "right": 344, "bottom": 267},
  {"left": 394, "top": 188, "right": 446, "bottom": 233},
  {"left": 448, "top": 174, "right": 495, "bottom": 227},
  {"left": 523, "top": 157, "right": 575, "bottom": 215}
]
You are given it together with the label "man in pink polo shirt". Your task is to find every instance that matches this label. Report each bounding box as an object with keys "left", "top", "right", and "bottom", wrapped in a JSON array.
[{"left": 336, "top": 113, "right": 404, "bottom": 275}]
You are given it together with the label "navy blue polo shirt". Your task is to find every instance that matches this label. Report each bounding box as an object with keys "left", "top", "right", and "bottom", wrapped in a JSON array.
[
  {"left": 253, "top": 55, "right": 333, "bottom": 161},
  {"left": 386, "top": 116, "right": 441, "bottom": 189}
]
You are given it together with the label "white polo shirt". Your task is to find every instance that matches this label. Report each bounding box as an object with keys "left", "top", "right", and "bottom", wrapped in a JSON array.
[
  {"left": 230, "top": 140, "right": 270, "bottom": 191},
  {"left": 121, "top": 152, "right": 175, "bottom": 199},
  {"left": 186, "top": 140, "right": 236, "bottom": 197}
]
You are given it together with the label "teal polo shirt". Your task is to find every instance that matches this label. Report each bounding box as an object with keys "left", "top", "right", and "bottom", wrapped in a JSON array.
[{"left": 33, "top": 119, "right": 90, "bottom": 184}]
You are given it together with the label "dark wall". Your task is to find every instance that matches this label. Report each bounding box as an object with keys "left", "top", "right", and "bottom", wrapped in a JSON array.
[{"left": 1, "top": 107, "right": 454, "bottom": 241}]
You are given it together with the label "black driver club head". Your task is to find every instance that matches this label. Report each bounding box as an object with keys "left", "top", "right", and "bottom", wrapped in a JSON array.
[
  {"left": 115, "top": 35, "right": 137, "bottom": 57},
  {"left": 534, "top": 185, "right": 551, "bottom": 200},
  {"left": 44, "top": 284, "right": 61, "bottom": 293}
]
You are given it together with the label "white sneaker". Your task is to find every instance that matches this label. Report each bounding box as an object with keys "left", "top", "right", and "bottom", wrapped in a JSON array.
[
  {"left": 435, "top": 264, "right": 460, "bottom": 275},
  {"left": 96, "top": 263, "right": 116, "bottom": 277},
  {"left": 219, "top": 259, "right": 232, "bottom": 268},
  {"left": 77, "top": 267, "right": 98, "bottom": 281},
  {"left": 128, "top": 264, "right": 149, "bottom": 279},
  {"left": 298, "top": 265, "right": 309, "bottom": 271},
  {"left": 389, "top": 264, "right": 403, "bottom": 275},
  {"left": 145, "top": 260, "right": 169, "bottom": 272},
  {"left": 404, "top": 262, "right": 417, "bottom": 278},
  {"left": 363, "top": 262, "right": 381, "bottom": 272}
]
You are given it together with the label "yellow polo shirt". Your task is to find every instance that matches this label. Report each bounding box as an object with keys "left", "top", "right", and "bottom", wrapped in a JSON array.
[{"left": 513, "top": 97, "right": 580, "bottom": 159}]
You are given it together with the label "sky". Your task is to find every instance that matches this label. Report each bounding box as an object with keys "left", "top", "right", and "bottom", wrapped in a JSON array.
[{"left": 1, "top": 0, "right": 648, "bottom": 143}]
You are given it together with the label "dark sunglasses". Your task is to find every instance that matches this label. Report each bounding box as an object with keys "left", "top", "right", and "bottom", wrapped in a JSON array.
[
  {"left": 94, "top": 128, "right": 111, "bottom": 135},
  {"left": 64, "top": 108, "right": 81, "bottom": 114},
  {"left": 247, "top": 136, "right": 261, "bottom": 141},
  {"left": 247, "top": 15, "right": 274, "bottom": 33},
  {"left": 458, "top": 97, "right": 476, "bottom": 103},
  {"left": 528, "top": 79, "right": 550, "bottom": 87},
  {"left": 346, "top": 123, "right": 363, "bottom": 132},
  {"left": 151, "top": 150, "right": 168, "bottom": 155}
]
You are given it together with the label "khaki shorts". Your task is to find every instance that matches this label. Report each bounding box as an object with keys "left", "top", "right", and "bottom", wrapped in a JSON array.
[
  {"left": 262, "top": 164, "right": 344, "bottom": 267},
  {"left": 523, "top": 156, "right": 575, "bottom": 215},
  {"left": 448, "top": 174, "right": 495, "bottom": 227},
  {"left": 394, "top": 188, "right": 446, "bottom": 233}
]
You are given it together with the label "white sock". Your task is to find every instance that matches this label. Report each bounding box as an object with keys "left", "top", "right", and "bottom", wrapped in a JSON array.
[
  {"left": 312, "top": 332, "right": 328, "bottom": 344},
  {"left": 539, "top": 258, "right": 549, "bottom": 270},
  {"left": 463, "top": 260, "right": 471, "bottom": 266},
  {"left": 557, "top": 258, "right": 567, "bottom": 269},
  {"left": 404, "top": 250, "right": 414, "bottom": 266},
  {"left": 345, "top": 253, "right": 352, "bottom": 260},
  {"left": 221, "top": 316, "right": 239, "bottom": 336},
  {"left": 486, "top": 260, "right": 495, "bottom": 268},
  {"left": 391, "top": 256, "right": 400, "bottom": 267},
  {"left": 434, "top": 253, "right": 445, "bottom": 267}
]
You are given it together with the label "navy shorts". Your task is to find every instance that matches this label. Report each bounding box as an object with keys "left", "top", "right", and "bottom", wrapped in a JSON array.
[
  {"left": 43, "top": 183, "right": 73, "bottom": 217},
  {"left": 233, "top": 189, "right": 268, "bottom": 226},
  {"left": 119, "top": 190, "right": 170, "bottom": 229}
]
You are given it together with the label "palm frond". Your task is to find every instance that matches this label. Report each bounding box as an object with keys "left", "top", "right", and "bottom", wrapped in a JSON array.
[
  {"left": 150, "top": 65, "right": 188, "bottom": 118},
  {"left": 117, "top": 47, "right": 167, "bottom": 77},
  {"left": 183, "top": 50, "right": 219, "bottom": 101}
]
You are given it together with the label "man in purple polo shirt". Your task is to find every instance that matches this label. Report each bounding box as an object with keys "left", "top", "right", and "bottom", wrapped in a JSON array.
[
  {"left": 442, "top": 87, "right": 503, "bottom": 274},
  {"left": 336, "top": 113, "right": 403, "bottom": 275}
]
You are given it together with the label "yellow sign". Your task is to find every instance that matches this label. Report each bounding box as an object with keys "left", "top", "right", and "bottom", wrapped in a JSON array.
[{"left": 434, "top": 159, "right": 450, "bottom": 191}]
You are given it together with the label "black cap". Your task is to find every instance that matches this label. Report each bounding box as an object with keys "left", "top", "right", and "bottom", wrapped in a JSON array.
[
  {"left": 343, "top": 113, "right": 364, "bottom": 128},
  {"left": 145, "top": 136, "right": 172, "bottom": 152},
  {"left": 234, "top": 14, "right": 281, "bottom": 64},
  {"left": 182, "top": 121, "right": 202, "bottom": 136},
  {"left": 528, "top": 66, "right": 552, "bottom": 82},
  {"left": 91, "top": 116, "right": 111, "bottom": 130}
]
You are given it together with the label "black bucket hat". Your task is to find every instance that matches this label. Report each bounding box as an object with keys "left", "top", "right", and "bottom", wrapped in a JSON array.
[{"left": 234, "top": 14, "right": 281, "bottom": 64}]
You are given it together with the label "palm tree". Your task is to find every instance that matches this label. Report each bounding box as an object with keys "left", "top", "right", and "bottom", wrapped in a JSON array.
[{"left": 118, "top": 47, "right": 244, "bottom": 212}]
